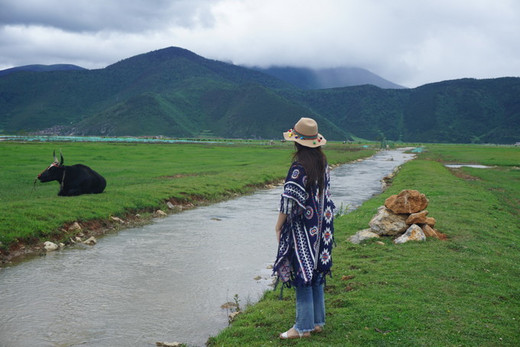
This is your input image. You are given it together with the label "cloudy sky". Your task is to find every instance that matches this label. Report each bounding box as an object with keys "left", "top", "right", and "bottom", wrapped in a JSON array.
[{"left": 0, "top": 0, "right": 519, "bottom": 87}]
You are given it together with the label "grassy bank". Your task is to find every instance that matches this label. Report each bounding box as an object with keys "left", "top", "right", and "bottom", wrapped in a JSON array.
[
  {"left": 0, "top": 141, "right": 375, "bottom": 258},
  {"left": 209, "top": 144, "right": 520, "bottom": 346}
]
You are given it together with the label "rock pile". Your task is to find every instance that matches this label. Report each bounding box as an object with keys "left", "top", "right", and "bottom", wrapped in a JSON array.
[{"left": 349, "top": 189, "right": 446, "bottom": 244}]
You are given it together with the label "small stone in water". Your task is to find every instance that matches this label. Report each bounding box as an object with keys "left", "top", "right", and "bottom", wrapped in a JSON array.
[
  {"left": 83, "top": 237, "right": 97, "bottom": 246},
  {"left": 156, "top": 342, "right": 182, "bottom": 347},
  {"left": 44, "top": 241, "right": 58, "bottom": 252},
  {"left": 221, "top": 301, "right": 238, "bottom": 309}
]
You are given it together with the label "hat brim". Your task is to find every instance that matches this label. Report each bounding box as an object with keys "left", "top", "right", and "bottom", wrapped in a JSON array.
[{"left": 283, "top": 131, "right": 327, "bottom": 148}]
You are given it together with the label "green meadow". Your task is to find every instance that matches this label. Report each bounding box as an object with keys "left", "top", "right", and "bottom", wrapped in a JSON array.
[
  {"left": 209, "top": 144, "right": 520, "bottom": 346},
  {"left": 1, "top": 142, "right": 519, "bottom": 346},
  {"left": 0, "top": 141, "right": 375, "bottom": 253}
]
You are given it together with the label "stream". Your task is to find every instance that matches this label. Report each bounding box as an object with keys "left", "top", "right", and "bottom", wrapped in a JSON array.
[{"left": 0, "top": 149, "right": 415, "bottom": 346}]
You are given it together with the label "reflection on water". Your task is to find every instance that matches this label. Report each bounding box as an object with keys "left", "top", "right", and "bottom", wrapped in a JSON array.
[
  {"left": 0, "top": 149, "right": 414, "bottom": 347},
  {"left": 444, "top": 164, "right": 494, "bottom": 169}
]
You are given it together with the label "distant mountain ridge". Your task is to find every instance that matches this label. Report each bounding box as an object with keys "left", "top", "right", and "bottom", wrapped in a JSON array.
[
  {"left": 0, "top": 64, "right": 86, "bottom": 77},
  {"left": 0, "top": 47, "right": 351, "bottom": 140},
  {"left": 0, "top": 46, "right": 518, "bottom": 143},
  {"left": 283, "top": 77, "right": 520, "bottom": 144},
  {"left": 253, "top": 66, "right": 406, "bottom": 89}
]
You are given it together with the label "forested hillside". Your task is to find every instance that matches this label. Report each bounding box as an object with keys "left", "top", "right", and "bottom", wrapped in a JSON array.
[
  {"left": 0, "top": 46, "right": 518, "bottom": 143},
  {"left": 0, "top": 64, "right": 85, "bottom": 77},
  {"left": 0, "top": 47, "right": 349, "bottom": 140},
  {"left": 285, "top": 78, "right": 520, "bottom": 143}
]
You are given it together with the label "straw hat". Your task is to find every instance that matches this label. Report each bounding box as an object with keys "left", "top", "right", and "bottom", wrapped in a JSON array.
[{"left": 283, "top": 117, "right": 327, "bottom": 148}]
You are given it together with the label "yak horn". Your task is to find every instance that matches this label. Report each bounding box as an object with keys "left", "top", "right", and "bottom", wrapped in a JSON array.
[{"left": 59, "top": 149, "right": 64, "bottom": 165}]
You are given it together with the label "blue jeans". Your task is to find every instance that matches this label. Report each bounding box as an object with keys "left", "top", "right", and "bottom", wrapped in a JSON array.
[{"left": 293, "top": 273, "right": 325, "bottom": 333}]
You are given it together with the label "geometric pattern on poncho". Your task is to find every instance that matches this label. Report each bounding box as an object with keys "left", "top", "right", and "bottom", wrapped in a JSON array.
[{"left": 273, "top": 162, "right": 335, "bottom": 287}]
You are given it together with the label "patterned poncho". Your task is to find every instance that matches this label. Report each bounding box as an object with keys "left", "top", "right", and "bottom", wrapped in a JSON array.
[{"left": 273, "top": 162, "right": 335, "bottom": 287}]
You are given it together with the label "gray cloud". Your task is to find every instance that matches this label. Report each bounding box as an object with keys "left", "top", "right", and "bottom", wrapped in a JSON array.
[
  {"left": 0, "top": 0, "right": 519, "bottom": 87},
  {"left": 0, "top": 0, "right": 216, "bottom": 32}
]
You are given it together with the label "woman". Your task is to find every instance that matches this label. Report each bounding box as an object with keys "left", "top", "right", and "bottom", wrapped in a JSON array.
[{"left": 273, "top": 117, "right": 335, "bottom": 339}]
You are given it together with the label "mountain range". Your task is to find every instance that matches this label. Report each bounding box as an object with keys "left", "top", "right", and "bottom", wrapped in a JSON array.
[
  {"left": 253, "top": 66, "right": 405, "bottom": 89},
  {"left": 0, "top": 46, "right": 518, "bottom": 143},
  {"left": 0, "top": 64, "right": 86, "bottom": 77}
]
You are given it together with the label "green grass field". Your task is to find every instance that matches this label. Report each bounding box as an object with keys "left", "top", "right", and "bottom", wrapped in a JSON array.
[
  {"left": 209, "top": 144, "right": 520, "bottom": 346},
  {"left": 2, "top": 142, "right": 519, "bottom": 345},
  {"left": 419, "top": 144, "right": 520, "bottom": 167},
  {"left": 0, "top": 141, "right": 375, "bottom": 252}
]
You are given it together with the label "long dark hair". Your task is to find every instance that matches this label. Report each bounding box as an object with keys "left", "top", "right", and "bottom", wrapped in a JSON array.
[{"left": 293, "top": 143, "right": 327, "bottom": 192}]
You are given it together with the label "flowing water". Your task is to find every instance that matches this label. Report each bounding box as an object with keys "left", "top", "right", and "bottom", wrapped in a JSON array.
[{"left": 0, "top": 149, "right": 414, "bottom": 347}]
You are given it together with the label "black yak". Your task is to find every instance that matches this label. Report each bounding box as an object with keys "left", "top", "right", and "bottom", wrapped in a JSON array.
[{"left": 37, "top": 151, "right": 106, "bottom": 196}]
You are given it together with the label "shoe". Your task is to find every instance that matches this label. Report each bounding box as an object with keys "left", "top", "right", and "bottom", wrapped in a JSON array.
[
  {"left": 313, "top": 325, "right": 324, "bottom": 333},
  {"left": 279, "top": 327, "right": 311, "bottom": 339}
]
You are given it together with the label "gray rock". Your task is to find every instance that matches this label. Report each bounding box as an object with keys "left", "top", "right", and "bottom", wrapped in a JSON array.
[
  {"left": 369, "top": 206, "right": 408, "bottom": 236},
  {"left": 44, "top": 241, "right": 59, "bottom": 252},
  {"left": 394, "top": 224, "right": 426, "bottom": 244},
  {"left": 348, "top": 229, "right": 380, "bottom": 244},
  {"left": 110, "top": 216, "right": 125, "bottom": 224},
  {"left": 83, "top": 236, "right": 97, "bottom": 246},
  {"left": 154, "top": 209, "right": 167, "bottom": 217},
  {"left": 156, "top": 342, "right": 182, "bottom": 347}
]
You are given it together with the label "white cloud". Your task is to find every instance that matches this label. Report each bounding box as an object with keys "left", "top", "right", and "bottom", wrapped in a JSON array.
[{"left": 0, "top": 0, "right": 519, "bottom": 87}]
